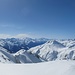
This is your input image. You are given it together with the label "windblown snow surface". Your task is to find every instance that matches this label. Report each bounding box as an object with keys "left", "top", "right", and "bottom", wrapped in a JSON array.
[{"left": 0, "top": 60, "right": 75, "bottom": 75}]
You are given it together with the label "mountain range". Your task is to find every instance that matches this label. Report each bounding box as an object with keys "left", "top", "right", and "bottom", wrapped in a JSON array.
[
  {"left": 0, "top": 38, "right": 49, "bottom": 53},
  {"left": 0, "top": 38, "right": 75, "bottom": 63}
]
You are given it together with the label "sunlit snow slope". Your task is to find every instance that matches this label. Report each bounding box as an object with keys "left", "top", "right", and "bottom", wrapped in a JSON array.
[
  {"left": 28, "top": 40, "right": 75, "bottom": 61},
  {"left": 0, "top": 60, "right": 75, "bottom": 75},
  {"left": 0, "top": 47, "right": 42, "bottom": 63}
]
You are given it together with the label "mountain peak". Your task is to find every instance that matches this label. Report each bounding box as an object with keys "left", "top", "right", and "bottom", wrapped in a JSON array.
[
  {"left": 46, "top": 40, "right": 65, "bottom": 48},
  {"left": 47, "top": 40, "right": 58, "bottom": 44}
]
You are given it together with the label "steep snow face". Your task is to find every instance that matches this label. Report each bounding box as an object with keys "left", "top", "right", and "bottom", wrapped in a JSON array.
[
  {"left": 0, "top": 38, "right": 48, "bottom": 53},
  {"left": 0, "top": 47, "right": 42, "bottom": 64},
  {"left": 28, "top": 40, "right": 75, "bottom": 61},
  {"left": 28, "top": 40, "right": 66, "bottom": 61},
  {"left": 13, "top": 49, "right": 42, "bottom": 63},
  {"left": 46, "top": 40, "right": 65, "bottom": 48},
  {"left": 57, "top": 48, "right": 75, "bottom": 60},
  {"left": 0, "top": 47, "right": 16, "bottom": 63},
  {"left": 58, "top": 39, "right": 75, "bottom": 48}
]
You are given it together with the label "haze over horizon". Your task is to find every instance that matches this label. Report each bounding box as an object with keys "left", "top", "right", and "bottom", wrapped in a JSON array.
[{"left": 0, "top": 0, "right": 75, "bottom": 39}]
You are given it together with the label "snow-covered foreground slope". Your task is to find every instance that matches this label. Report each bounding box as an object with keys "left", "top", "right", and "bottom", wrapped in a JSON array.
[{"left": 0, "top": 60, "right": 75, "bottom": 75}]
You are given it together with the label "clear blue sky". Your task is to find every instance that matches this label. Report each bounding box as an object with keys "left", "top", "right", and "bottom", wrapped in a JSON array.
[{"left": 0, "top": 0, "right": 75, "bottom": 39}]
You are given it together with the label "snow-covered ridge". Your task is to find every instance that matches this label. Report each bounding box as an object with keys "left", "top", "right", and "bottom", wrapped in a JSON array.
[
  {"left": 0, "top": 47, "right": 16, "bottom": 63},
  {"left": 0, "top": 47, "right": 42, "bottom": 63},
  {"left": 0, "top": 39, "right": 75, "bottom": 63},
  {"left": 28, "top": 39, "right": 75, "bottom": 61}
]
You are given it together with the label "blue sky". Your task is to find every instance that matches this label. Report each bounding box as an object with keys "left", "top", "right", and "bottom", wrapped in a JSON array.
[{"left": 0, "top": 0, "right": 75, "bottom": 39}]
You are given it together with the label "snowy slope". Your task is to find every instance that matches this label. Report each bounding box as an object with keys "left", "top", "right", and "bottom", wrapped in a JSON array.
[
  {"left": 13, "top": 49, "right": 42, "bottom": 63},
  {"left": 0, "top": 60, "right": 75, "bottom": 75},
  {"left": 58, "top": 39, "right": 75, "bottom": 48},
  {"left": 57, "top": 47, "right": 75, "bottom": 60},
  {"left": 28, "top": 40, "right": 66, "bottom": 61},
  {"left": 28, "top": 40, "right": 75, "bottom": 61},
  {"left": 0, "top": 47, "right": 42, "bottom": 64},
  {"left": 0, "top": 47, "right": 16, "bottom": 63}
]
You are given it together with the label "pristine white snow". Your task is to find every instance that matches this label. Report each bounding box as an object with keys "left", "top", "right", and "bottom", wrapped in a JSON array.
[{"left": 0, "top": 60, "right": 75, "bottom": 75}]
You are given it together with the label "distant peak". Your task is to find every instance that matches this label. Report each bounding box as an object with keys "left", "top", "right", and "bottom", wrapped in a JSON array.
[
  {"left": 47, "top": 40, "right": 58, "bottom": 44},
  {"left": 46, "top": 40, "right": 65, "bottom": 48}
]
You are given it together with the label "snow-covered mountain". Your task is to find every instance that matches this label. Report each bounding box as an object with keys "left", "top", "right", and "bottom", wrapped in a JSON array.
[
  {"left": 0, "top": 38, "right": 49, "bottom": 53},
  {"left": 0, "top": 46, "right": 16, "bottom": 63},
  {"left": 0, "top": 39, "right": 75, "bottom": 63},
  {"left": 28, "top": 39, "right": 75, "bottom": 61},
  {"left": 0, "top": 47, "right": 42, "bottom": 63},
  {"left": 58, "top": 39, "right": 75, "bottom": 48},
  {"left": 0, "top": 37, "right": 47, "bottom": 63},
  {"left": 13, "top": 49, "right": 42, "bottom": 63}
]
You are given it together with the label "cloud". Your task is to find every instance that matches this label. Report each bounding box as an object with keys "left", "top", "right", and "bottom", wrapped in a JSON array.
[
  {"left": 0, "top": 34, "right": 11, "bottom": 39},
  {"left": 13, "top": 34, "right": 30, "bottom": 39},
  {"left": 0, "top": 34, "right": 31, "bottom": 39}
]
